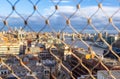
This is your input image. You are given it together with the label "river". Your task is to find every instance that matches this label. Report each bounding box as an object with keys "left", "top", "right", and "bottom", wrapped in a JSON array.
[{"left": 65, "top": 38, "right": 104, "bottom": 56}]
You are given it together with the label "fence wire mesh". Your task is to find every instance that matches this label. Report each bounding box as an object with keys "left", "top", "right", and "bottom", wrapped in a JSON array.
[{"left": 0, "top": 0, "right": 120, "bottom": 79}]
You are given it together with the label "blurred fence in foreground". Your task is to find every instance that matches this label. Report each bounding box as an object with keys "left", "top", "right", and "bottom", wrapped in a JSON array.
[{"left": 0, "top": 0, "right": 120, "bottom": 79}]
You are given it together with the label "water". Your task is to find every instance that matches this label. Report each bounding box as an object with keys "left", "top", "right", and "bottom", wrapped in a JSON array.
[{"left": 65, "top": 38, "right": 104, "bottom": 55}]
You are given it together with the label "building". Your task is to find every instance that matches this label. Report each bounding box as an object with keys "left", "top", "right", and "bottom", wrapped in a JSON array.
[
  {"left": 64, "top": 46, "right": 72, "bottom": 61},
  {"left": 97, "top": 70, "right": 120, "bottom": 79},
  {"left": 0, "top": 43, "right": 20, "bottom": 55},
  {"left": 18, "top": 29, "right": 26, "bottom": 41},
  {"left": 0, "top": 32, "right": 21, "bottom": 55},
  {"left": 0, "top": 63, "right": 10, "bottom": 78}
]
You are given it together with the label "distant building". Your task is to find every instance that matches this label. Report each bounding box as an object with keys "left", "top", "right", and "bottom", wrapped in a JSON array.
[{"left": 18, "top": 29, "right": 26, "bottom": 41}]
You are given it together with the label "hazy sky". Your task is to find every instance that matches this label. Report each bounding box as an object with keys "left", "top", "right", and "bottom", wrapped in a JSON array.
[{"left": 0, "top": 0, "right": 120, "bottom": 33}]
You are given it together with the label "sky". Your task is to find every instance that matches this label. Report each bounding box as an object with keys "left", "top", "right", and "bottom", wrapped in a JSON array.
[{"left": 0, "top": 0, "right": 120, "bottom": 33}]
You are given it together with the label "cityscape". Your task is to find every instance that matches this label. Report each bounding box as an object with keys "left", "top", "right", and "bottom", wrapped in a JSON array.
[{"left": 0, "top": 0, "right": 120, "bottom": 79}]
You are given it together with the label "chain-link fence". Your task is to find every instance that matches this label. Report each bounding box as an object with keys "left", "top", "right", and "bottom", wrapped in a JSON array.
[{"left": 0, "top": 0, "right": 120, "bottom": 79}]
